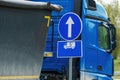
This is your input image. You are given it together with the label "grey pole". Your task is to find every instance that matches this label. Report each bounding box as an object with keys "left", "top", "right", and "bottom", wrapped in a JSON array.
[{"left": 69, "top": 58, "right": 72, "bottom": 80}]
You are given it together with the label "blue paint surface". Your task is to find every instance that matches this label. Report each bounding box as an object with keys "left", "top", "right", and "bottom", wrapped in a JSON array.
[{"left": 57, "top": 40, "right": 82, "bottom": 58}]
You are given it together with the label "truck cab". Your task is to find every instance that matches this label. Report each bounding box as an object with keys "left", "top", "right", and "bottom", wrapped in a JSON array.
[{"left": 30, "top": 0, "right": 116, "bottom": 80}]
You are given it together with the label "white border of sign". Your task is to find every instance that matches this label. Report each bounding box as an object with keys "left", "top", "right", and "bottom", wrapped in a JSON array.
[{"left": 58, "top": 12, "right": 83, "bottom": 41}]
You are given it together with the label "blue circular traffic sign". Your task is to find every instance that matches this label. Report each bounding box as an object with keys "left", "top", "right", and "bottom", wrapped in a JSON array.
[{"left": 58, "top": 12, "right": 82, "bottom": 41}]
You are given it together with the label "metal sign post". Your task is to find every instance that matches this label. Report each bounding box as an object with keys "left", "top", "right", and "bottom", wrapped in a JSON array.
[
  {"left": 58, "top": 12, "right": 83, "bottom": 80},
  {"left": 69, "top": 58, "right": 73, "bottom": 80}
]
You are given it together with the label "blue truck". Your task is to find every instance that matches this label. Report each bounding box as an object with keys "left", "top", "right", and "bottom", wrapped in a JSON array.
[{"left": 30, "top": 0, "right": 116, "bottom": 80}]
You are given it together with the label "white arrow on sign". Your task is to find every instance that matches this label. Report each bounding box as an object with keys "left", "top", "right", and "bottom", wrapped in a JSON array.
[{"left": 66, "top": 17, "right": 74, "bottom": 38}]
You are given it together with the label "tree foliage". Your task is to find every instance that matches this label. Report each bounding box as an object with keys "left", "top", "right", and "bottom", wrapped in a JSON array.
[{"left": 98, "top": 0, "right": 120, "bottom": 59}]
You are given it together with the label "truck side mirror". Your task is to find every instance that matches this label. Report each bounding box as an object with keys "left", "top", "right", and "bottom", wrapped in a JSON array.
[
  {"left": 88, "top": 0, "right": 97, "bottom": 10},
  {"left": 110, "top": 24, "right": 117, "bottom": 50}
]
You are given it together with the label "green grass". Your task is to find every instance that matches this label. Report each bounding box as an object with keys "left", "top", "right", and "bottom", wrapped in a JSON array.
[
  {"left": 113, "top": 76, "right": 120, "bottom": 79},
  {"left": 114, "top": 59, "right": 120, "bottom": 71},
  {"left": 114, "top": 59, "right": 120, "bottom": 79}
]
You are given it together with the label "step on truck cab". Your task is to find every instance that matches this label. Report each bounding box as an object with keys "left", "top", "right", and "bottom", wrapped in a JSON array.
[{"left": 30, "top": 0, "right": 116, "bottom": 80}]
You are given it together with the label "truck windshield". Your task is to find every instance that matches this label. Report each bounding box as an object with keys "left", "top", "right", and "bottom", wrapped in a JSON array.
[{"left": 98, "top": 25, "right": 110, "bottom": 51}]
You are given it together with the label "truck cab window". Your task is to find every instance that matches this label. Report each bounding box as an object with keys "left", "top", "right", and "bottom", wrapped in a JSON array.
[{"left": 98, "top": 25, "right": 110, "bottom": 51}]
